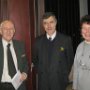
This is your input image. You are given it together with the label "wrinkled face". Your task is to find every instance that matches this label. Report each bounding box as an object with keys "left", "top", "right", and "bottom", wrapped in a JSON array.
[
  {"left": 81, "top": 23, "right": 90, "bottom": 42},
  {"left": 0, "top": 21, "right": 15, "bottom": 42},
  {"left": 43, "top": 16, "right": 57, "bottom": 36}
]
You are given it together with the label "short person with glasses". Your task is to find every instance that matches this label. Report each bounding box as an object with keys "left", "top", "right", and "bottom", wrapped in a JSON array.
[{"left": 73, "top": 15, "right": 90, "bottom": 90}]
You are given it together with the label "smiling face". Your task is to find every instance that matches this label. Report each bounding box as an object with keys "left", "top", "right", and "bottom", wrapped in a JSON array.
[
  {"left": 43, "top": 16, "right": 57, "bottom": 36},
  {"left": 0, "top": 20, "right": 15, "bottom": 42},
  {"left": 81, "top": 23, "right": 90, "bottom": 42}
]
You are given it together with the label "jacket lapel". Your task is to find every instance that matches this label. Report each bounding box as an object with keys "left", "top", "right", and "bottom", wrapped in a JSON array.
[{"left": 12, "top": 40, "right": 21, "bottom": 70}]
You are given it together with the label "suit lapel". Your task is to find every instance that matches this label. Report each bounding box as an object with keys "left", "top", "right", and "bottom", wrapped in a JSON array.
[
  {"left": 12, "top": 40, "right": 20, "bottom": 69},
  {"left": 51, "top": 33, "right": 64, "bottom": 63}
]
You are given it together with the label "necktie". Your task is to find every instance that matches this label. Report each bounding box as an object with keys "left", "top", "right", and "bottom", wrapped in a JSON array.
[
  {"left": 49, "top": 37, "right": 52, "bottom": 41},
  {"left": 7, "top": 43, "right": 16, "bottom": 78}
]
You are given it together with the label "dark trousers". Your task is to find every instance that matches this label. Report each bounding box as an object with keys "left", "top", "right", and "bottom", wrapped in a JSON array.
[{"left": 0, "top": 82, "right": 15, "bottom": 90}]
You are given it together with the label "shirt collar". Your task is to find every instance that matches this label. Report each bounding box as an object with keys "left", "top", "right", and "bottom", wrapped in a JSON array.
[
  {"left": 84, "top": 40, "right": 90, "bottom": 44},
  {"left": 2, "top": 38, "right": 13, "bottom": 47},
  {"left": 46, "top": 31, "right": 56, "bottom": 41}
]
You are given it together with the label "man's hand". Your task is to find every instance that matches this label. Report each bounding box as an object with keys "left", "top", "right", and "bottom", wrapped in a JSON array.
[{"left": 20, "top": 72, "right": 27, "bottom": 81}]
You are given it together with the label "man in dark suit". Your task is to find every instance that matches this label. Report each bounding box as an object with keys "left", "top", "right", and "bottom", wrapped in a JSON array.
[
  {"left": 0, "top": 20, "right": 28, "bottom": 90},
  {"left": 32, "top": 12, "right": 74, "bottom": 90}
]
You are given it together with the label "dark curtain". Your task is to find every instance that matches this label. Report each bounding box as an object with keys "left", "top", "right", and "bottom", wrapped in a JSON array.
[
  {"left": 88, "top": 0, "right": 90, "bottom": 14},
  {"left": 45, "top": 0, "right": 81, "bottom": 53}
]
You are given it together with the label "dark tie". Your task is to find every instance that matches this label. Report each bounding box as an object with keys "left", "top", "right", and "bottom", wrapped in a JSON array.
[
  {"left": 49, "top": 37, "right": 52, "bottom": 41},
  {"left": 7, "top": 43, "right": 16, "bottom": 78}
]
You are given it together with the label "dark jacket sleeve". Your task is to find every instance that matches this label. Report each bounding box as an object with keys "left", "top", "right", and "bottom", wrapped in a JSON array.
[
  {"left": 32, "top": 37, "right": 40, "bottom": 68},
  {"left": 66, "top": 37, "right": 74, "bottom": 74},
  {"left": 21, "top": 43, "right": 29, "bottom": 74}
]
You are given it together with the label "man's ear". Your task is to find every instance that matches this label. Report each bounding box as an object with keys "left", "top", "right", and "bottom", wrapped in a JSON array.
[
  {"left": 0, "top": 27, "right": 2, "bottom": 35},
  {"left": 13, "top": 29, "right": 16, "bottom": 34}
]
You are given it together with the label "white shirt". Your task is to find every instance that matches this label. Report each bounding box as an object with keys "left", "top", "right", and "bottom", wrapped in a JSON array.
[
  {"left": 1, "top": 39, "right": 18, "bottom": 82},
  {"left": 46, "top": 31, "right": 56, "bottom": 41}
]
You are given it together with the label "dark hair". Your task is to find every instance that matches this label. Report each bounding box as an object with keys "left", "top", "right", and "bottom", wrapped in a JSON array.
[
  {"left": 80, "top": 15, "right": 90, "bottom": 27},
  {"left": 42, "top": 12, "right": 57, "bottom": 20}
]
